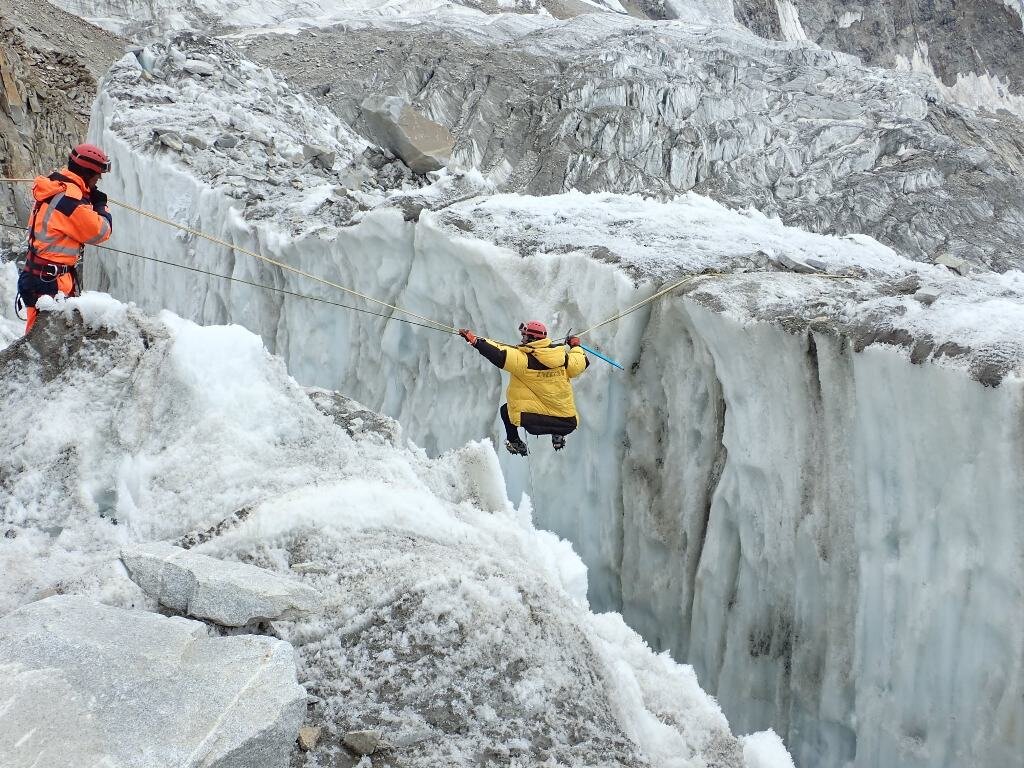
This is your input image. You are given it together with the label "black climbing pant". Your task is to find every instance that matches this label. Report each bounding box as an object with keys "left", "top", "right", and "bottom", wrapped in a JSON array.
[
  {"left": 500, "top": 403, "right": 577, "bottom": 442},
  {"left": 500, "top": 403, "right": 520, "bottom": 443}
]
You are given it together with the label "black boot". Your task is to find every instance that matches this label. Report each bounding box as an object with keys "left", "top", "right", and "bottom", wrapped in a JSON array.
[
  {"left": 506, "top": 438, "right": 529, "bottom": 456},
  {"left": 552, "top": 435, "right": 566, "bottom": 451}
]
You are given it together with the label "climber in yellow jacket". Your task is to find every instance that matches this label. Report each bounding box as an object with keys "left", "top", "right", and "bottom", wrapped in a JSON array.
[{"left": 459, "top": 320, "right": 589, "bottom": 456}]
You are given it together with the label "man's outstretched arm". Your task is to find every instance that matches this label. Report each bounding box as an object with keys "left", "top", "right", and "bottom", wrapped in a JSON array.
[{"left": 460, "top": 329, "right": 507, "bottom": 369}]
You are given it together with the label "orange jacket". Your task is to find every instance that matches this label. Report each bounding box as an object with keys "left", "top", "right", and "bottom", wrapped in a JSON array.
[{"left": 27, "top": 169, "right": 112, "bottom": 266}]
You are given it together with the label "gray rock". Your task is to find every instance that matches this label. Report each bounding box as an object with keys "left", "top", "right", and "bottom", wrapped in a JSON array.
[
  {"left": 773, "top": 253, "right": 821, "bottom": 273},
  {"left": 934, "top": 253, "right": 972, "bottom": 276},
  {"left": 362, "top": 147, "right": 389, "bottom": 170},
  {"left": 214, "top": 133, "right": 240, "bottom": 149},
  {"left": 121, "top": 542, "right": 322, "bottom": 627},
  {"left": 360, "top": 95, "right": 455, "bottom": 174},
  {"left": 183, "top": 59, "right": 216, "bottom": 76},
  {"left": 0, "top": 595, "right": 305, "bottom": 768},
  {"left": 343, "top": 730, "right": 383, "bottom": 755},
  {"left": 291, "top": 561, "right": 330, "bottom": 574},
  {"left": 302, "top": 143, "right": 336, "bottom": 170},
  {"left": 251, "top": 128, "right": 273, "bottom": 146},
  {"left": 182, "top": 134, "right": 209, "bottom": 149},
  {"left": 298, "top": 725, "right": 322, "bottom": 751},
  {"left": 157, "top": 130, "right": 184, "bottom": 151},
  {"left": 913, "top": 289, "right": 941, "bottom": 305}
]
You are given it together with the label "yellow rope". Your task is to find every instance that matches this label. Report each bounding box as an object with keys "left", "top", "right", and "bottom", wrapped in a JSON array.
[
  {"left": 3, "top": 176, "right": 858, "bottom": 342},
  {"left": 1, "top": 177, "right": 457, "bottom": 334},
  {"left": 577, "top": 269, "right": 857, "bottom": 339}
]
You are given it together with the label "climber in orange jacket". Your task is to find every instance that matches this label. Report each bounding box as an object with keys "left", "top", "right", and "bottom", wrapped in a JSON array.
[
  {"left": 17, "top": 143, "right": 113, "bottom": 333},
  {"left": 459, "top": 320, "right": 589, "bottom": 456}
]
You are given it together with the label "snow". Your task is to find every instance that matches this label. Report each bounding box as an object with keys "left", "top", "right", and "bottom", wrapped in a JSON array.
[
  {"left": 74, "top": 34, "right": 1024, "bottom": 765},
  {"left": 894, "top": 39, "right": 1024, "bottom": 118},
  {"left": 836, "top": 11, "right": 861, "bottom": 29},
  {"left": 773, "top": 0, "right": 809, "bottom": 42},
  {"left": 86, "top": 119, "right": 1024, "bottom": 766},
  {"left": 742, "top": 731, "right": 795, "bottom": 768},
  {"left": 0, "top": 290, "right": 787, "bottom": 767},
  {"left": 51, "top": 0, "right": 562, "bottom": 37},
  {"left": 0, "top": 261, "right": 22, "bottom": 345},
  {"left": 1004, "top": 0, "right": 1024, "bottom": 31}
]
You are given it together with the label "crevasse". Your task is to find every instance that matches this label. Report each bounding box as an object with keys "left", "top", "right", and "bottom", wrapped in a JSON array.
[{"left": 88, "top": 93, "right": 1024, "bottom": 768}]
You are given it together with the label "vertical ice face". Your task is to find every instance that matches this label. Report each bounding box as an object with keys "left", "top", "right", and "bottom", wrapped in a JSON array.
[
  {"left": 89, "top": 113, "right": 1024, "bottom": 766},
  {"left": 84, "top": 31, "right": 1024, "bottom": 768}
]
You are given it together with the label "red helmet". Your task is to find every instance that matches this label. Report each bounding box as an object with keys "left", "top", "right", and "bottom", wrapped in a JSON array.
[
  {"left": 69, "top": 143, "right": 111, "bottom": 174},
  {"left": 519, "top": 320, "right": 547, "bottom": 341}
]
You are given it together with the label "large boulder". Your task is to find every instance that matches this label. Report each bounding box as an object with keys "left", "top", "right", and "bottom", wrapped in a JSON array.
[
  {"left": 122, "top": 542, "right": 322, "bottom": 627},
  {"left": 0, "top": 595, "right": 306, "bottom": 768},
  {"left": 360, "top": 95, "right": 455, "bottom": 173}
]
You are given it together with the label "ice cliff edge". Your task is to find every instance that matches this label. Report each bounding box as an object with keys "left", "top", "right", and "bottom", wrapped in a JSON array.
[{"left": 0, "top": 289, "right": 793, "bottom": 768}]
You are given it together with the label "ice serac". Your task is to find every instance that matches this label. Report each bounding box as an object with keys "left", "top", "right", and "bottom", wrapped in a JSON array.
[
  {"left": 121, "top": 541, "right": 323, "bottom": 626},
  {"left": 250, "top": 10, "right": 1024, "bottom": 272},
  {"left": 626, "top": 296, "right": 1024, "bottom": 768},
  {"left": 0, "top": 594, "right": 306, "bottom": 768}
]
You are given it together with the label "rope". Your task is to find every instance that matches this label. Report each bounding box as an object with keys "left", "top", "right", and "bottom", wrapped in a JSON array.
[
  {"left": 0, "top": 221, "right": 455, "bottom": 334},
  {"left": 0, "top": 177, "right": 457, "bottom": 334},
  {"left": 577, "top": 269, "right": 858, "bottom": 339},
  {"left": 3, "top": 176, "right": 860, "bottom": 344},
  {"left": 576, "top": 273, "right": 718, "bottom": 338}
]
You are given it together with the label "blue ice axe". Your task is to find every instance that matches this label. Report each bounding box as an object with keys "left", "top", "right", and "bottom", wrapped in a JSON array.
[{"left": 579, "top": 342, "right": 624, "bottom": 370}]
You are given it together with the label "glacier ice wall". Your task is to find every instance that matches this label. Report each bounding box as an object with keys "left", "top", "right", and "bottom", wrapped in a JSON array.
[
  {"left": 75, "top": 25, "right": 1024, "bottom": 768},
  {"left": 2, "top": 294, "right": 794, "bottom": 768},
  {"left": 89, "top": 108, "right": 1024, "bottom": 766},
  {"left": 626, "top": 299, "right": 1024, "bottom": 768},
  {"left": 87, "top": 133, "right": 645, "bottom": 605}
]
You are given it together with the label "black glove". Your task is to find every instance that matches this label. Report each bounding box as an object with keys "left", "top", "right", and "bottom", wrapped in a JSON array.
[{"left": 91, "top": 188, "right": 108, "bottom": 209}]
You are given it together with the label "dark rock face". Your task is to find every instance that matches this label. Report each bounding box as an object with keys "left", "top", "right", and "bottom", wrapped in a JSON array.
[
  {"left": 732, "top": 0, "right": 1024, "bottom": 99},
  {"left": 0, "top": 0, "right": 124, "bottom": 237}
]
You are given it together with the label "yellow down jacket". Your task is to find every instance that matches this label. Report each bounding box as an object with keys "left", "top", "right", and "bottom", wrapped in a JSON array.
[{"left": 486, "top": 338, "right": 588, "bottom": 425}]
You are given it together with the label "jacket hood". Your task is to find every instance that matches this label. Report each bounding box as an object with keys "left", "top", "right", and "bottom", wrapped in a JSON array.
[
  {"left": 32, "top": 169, "right": 87, "bottom": 202},
  {"left": 521, "top": 338, "right": 568, "bottom": 366},
  {"left": 522, "top": 338, "right": 552, "bottom": 350}
]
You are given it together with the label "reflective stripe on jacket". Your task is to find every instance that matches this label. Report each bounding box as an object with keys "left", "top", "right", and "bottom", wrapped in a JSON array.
[
  {"left": 475, "top": 337, "right": 588, "bottom": 425},
  {"left": 28, "top": 169, "right": 112, "bottom": 266}
]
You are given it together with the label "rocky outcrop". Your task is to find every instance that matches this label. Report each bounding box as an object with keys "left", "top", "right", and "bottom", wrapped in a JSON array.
[
  {"left": 0, "top": 595, "right": 306, "bottom": 768},
  {"left": 0, "top": 0, "right": 123, "bottom": 240},
  {"left": 248, "top": 12, "right": 1024, "bottom": 272},
  {"left": 122, "top": 542, "right": 322, "bottom": 626},
  {"left": 731, "top": 0, "right": 1024, "bottom": 106},
  {"left": 361, "top": 95, "right": 455, "bottom": 173}
]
